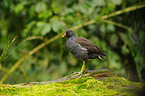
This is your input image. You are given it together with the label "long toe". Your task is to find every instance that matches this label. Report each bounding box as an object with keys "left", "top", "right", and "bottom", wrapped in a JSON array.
[{"left": 77, "top": 71, "right": 83, "bottom": 78}]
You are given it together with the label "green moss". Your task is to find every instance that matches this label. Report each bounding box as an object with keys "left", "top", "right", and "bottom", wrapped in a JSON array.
[{"left": 0, "top": 77, "right": 144, "bottom": 95}]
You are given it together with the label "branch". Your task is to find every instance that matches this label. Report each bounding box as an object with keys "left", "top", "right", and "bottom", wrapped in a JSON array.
[
  {"left": 18, "top": 69, "right": 116, "bottom": 85},
  {"left": 100, "top": 19, "right": 134, "bottom": 33},
  {"left": 71, "top": 3, "right": 145, "bottom": 30}
]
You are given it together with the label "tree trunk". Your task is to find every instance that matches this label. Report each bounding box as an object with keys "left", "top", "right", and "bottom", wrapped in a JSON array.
[{"left": 122, "top": 54, "right": 139, "bottom": 82}]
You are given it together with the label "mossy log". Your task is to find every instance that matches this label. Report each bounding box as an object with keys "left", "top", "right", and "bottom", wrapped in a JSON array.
[
  {"left": 1, "top": 69, "right": 145, "bottom": 96},
  {"left": 24, "top": 69, "right": 117, "bottom": 85}
]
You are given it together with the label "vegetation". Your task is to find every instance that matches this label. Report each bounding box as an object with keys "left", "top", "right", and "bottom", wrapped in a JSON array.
[
  {"left": 0, "top": 77, "right": 145, "bottom": 95},
  {"left": 0, "top": 0, "right": 145, "bottom": 85}
]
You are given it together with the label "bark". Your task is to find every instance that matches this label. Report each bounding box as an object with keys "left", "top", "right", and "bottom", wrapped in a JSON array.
[
  {"left": 17, "top": 69, "right": 116, "bottom": 85},
  {"left": 123, "top": 54, "right": 139, "bottom": 82}
]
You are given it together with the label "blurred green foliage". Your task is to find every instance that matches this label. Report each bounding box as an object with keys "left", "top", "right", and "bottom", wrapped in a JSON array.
[{"left": 0, "top": 0, "right": 145, "bottom": 84}]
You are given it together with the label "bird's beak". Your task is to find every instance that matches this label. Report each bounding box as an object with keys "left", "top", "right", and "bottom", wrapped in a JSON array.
[{"left": 62, "top": 32, "right": 66, "bottom": 38}]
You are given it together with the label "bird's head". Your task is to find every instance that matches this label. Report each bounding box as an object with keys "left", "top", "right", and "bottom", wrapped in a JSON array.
[{"left": 62, "top": 30, "right": 76, "bottom": 38}]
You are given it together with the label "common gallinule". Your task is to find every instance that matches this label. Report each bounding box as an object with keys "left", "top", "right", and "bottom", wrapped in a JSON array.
[{"left": 62, "top": 30, "right": 106, "bottom": 76}]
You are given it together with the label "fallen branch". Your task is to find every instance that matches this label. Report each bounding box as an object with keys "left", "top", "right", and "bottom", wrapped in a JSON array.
[{"left": 18, "top": 69, "right": 117, "bottom": 85}]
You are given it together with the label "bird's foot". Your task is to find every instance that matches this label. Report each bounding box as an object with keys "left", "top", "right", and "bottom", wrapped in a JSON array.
[
  {"left": 68, "top": 70, "right": 87, "bottom": 79},
  {"left": 78, "top": 72, "right": 83, "bottom": 78},
  {"left": 75, "top": 69, "right": 87, "bottom": 78}
]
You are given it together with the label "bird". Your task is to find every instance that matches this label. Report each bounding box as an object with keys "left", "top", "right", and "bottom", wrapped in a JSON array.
[{"left": 62, "top": 30, "right": 106, "bottom": 76}]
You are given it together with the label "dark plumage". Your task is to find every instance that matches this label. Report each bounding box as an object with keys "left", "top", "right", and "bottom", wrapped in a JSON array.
[{"left": 62, "top": 30, "right": 106, "bottom": 75}]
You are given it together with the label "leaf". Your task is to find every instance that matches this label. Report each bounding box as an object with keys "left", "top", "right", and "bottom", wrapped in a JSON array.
[
  {"left": 107, "top": 3, "right": 115, "bottom": 12},
  {"left": 27, "top": 21, "right": 36, "bottom": 28},
  {"left": 107, "top": 24, "right": 115, "bottom": 32},
  {"left": 78, "top": 4, "right": 87, "bottom": 14},
  {"left": 52, "top": 21, "right": 61, "bottom": 32},
  {"left": 100, "top": 24, "right": 106, "bottom": 37},
  {"left": 32, "top": 21, "right": 45, "bottom": 35},
  {"left": 38, "top": 10, "right": 52, "bottom": 19},
  {"left": 93, "top": 0, "right": 105, "bottom": 6},
  {"left": 41, "top": 24, "right": 51, "bottom": 36},
  {"left": 121, "top": 44, "right": 129, "bottom": 55},
  {"left": 109, "top": 34, "right": 118, "bottom": 46},
  {"left": 23, "top": 21, "right": 36, "bottom": 37},
  {"left": 119, "top": 32, "right": 135, "bottom": 55},
  {"left": 50, "top": 16, "right": 62, "bottom": 32},
  {"left": 50, "top": 16, "right": 59, "bottom": 22},
  {"left": 65, "top": 8, "right": 74, "bottom": 14},
  {"left": 100, "top": 24, "right": 106, "bottom": 33},
  {"left": 51, "top": 1, "right": 60, "bottom": 14},
  {"left": 35, "top": 2, "right": 47, "bottom": 13},
  {"left": 14, "top": 2, "right": 27, "bottom": 14},
  {"left": 29, "top": 5, "right": 36, "bottom": 18},
  {"left": 32, "top": 26, "right": 43, "bottom": 35},
  {"left": 112, "top": 0, "right": 122, "bottom": 5},
  {"left": 65, "top": 15, "right": 74, "bottom": 23},
  {"left": 36, "top": 21, "right": 45, "bottom": 27}
]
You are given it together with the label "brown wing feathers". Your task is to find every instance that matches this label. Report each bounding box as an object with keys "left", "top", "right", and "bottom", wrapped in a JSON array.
[{"left": 76, "top": 37, "right": 106, "bottom": 56}]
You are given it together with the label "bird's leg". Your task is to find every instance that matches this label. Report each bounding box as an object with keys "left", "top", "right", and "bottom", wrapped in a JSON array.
[
  {"left": 70, "top": 61, "right": 86, "bottom": 78},
  {"left": 81, "top": 61, "right": 85, "bottom": 74},
  {"left": 76, "top": 61, "right": 85, "bottom": 77}
]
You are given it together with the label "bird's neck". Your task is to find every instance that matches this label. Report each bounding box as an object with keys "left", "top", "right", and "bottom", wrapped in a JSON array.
[{"left": 68, "top": 35, "right": 77, "bottom": 41}]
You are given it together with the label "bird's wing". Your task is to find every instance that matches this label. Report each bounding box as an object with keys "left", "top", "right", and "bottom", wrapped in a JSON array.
[{"left": 76, "top": 37, "right": 106, "bottom": 56}]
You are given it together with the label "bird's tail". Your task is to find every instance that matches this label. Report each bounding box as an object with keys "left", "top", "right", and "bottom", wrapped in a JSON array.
[{"left": 98, "top": 56, "right": 106, "bottom": 61}]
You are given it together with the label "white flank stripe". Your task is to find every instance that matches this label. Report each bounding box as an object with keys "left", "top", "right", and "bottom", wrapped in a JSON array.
[{"left": 81, "top": 47, "right": 87, "bottom": 50}]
